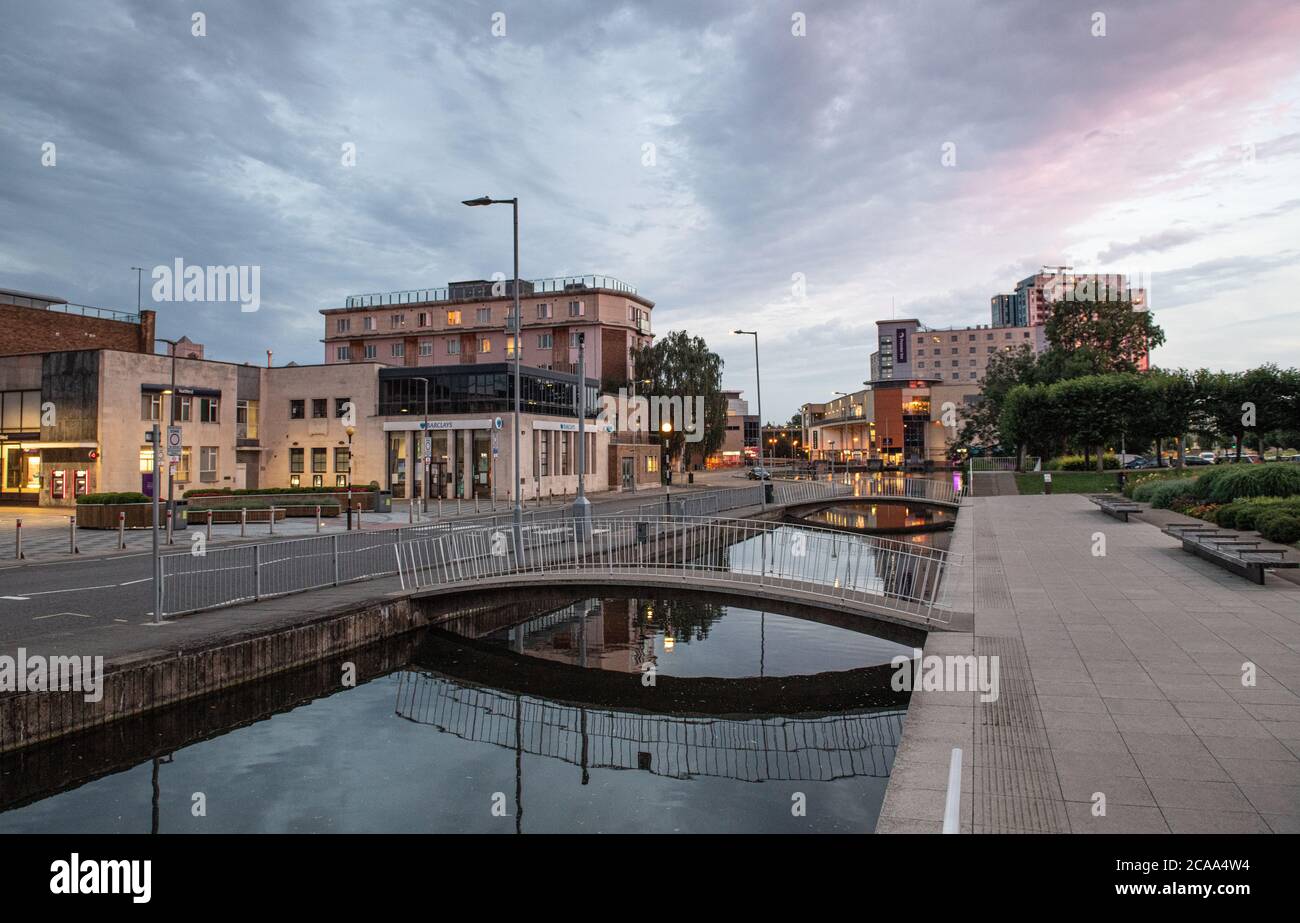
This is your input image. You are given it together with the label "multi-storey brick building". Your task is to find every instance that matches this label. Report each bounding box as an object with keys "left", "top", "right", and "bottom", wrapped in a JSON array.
[
  {"left": 319, "top": 275, "right": 653, "bottom": 387},
  {"left": 0, "top": 287, "right": 156, "bottom": 357}
]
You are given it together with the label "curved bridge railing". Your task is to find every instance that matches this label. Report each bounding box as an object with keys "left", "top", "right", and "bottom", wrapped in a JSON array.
[{"left": 395, "top": 514, "right": 962, "bottom": 625}]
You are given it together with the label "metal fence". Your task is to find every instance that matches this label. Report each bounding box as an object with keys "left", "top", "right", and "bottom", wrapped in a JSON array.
[
  {"left": 159, "top": 484, "right": 773, "bottom": 616},
  {"left": 968, "top": 456, "right": 1041, "bottom": 473},
  {"left": 394, "top": 514, "right": 960, "bottom": 624},
  {"left": 395, "top": 670, "right": 906, "bottom": 783}
]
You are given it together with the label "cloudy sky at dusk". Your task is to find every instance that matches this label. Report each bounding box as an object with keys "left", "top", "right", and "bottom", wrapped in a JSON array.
[{"left": 2, "top": 0, "right": 1298, "bottom": 420}]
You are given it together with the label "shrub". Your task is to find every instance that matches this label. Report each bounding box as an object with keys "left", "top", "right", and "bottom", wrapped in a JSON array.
[
  {"left": 1256, "top": 510, "right": 1300, "bottom": 545},
  {"left": 183, "top": 485, "right": 375, "bottom": 498},
  {"left": 1193, "top": 464, "right": 1300, "bottom": 504},
  {"left": 1047, "top": 454, "right": 1120, "bottom": 471},
  {"left": 1148, "top": 478, "right": 1198, "bottom": 510},
  {"left": 77, "top": 492, "right": 151, "bottom": 505}
]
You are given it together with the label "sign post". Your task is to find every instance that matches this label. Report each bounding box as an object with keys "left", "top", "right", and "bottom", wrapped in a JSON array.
[{"left": 149, "top": 425, "right": 162, "bottom": 623}]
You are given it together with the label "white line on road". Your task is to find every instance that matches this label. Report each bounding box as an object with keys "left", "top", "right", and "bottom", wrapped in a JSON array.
[
  {"left": 1, "top": 595, "right": 31, "bottom": 600},
  {"left": 33, "top": 612, "right": 94, "bottom": 620}
]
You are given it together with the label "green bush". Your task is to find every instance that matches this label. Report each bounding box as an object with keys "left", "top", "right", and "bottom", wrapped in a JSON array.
[
  {"left": 1192, "top": 464, "right": 1300, "bottom": 504},
  {"left": 1256, "top": 510, "right": 1300, "bottom": 545},
  {"left": 183, "top": 485, "right": 373, "bottom": 498},
  {"left": 186, "top": 499, "right": 340, "bottom": 512},
  {"left": 1148, "top": 478, "right": 1198, "bottom": 510},
  {"left": 77, "top": 492, "right": 152, "bottom": 505},
  {"left": 1047, "top": 454, "right": 1120, "bottom": 471}
]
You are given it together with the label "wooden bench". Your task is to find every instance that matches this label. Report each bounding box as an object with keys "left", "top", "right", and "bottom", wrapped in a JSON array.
[
  {"left": 1161, "top": 524, "right": 1300, "bottom": 585},
  {"left": 1088, "top": 494, "right": 1142, "bottom": 523}
]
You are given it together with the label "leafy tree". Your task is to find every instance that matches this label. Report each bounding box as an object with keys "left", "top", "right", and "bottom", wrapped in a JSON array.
[
  {"left": 631, "top": 330, "right": 726, "bottom": 469},
  {"left": 1042, "top": 298, "right": 1165, "bottom": 375}
]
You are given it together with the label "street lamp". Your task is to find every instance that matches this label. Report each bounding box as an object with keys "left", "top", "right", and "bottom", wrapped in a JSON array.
[
  {"left": 345, "top": 425, "right": 356, "bottom": 530},
  {"left": 155, "top": 338, "right": 178, "bottom": 543},
  {"left": 416, "top": 377, "right": 430, "bottom": 515},
  {"left": 463, "top": 195, "right": 524, "bottom": 559},
  {"left": 660, "top": 420, "right": 673, "bottom": 511},
  {"left": 572, "top": 332, "right": 591, "bottom": 537},
  {"left": 733, "top": 330, "right": 764, "bottom": 507},
  {"left": 131, "top": 266, "right": 145, "bottom": 313}
]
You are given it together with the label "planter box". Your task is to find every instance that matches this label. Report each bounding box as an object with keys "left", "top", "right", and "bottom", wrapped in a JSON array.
[{"left": 75, "top": 503, "right": 155, "bottom": 529}]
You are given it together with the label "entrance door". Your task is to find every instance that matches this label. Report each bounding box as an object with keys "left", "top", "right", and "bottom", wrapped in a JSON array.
[{"left": 621, "top": 457, "right": 634, "bottom": 491}]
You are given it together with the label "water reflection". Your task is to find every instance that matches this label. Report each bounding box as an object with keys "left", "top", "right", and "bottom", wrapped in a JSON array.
[{"left": 800, "top": 501, "right": 955, "bottom": 536}]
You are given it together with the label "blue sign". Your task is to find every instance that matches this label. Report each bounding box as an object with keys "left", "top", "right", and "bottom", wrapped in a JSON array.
[{"left": 895, "top": 328, "right": 908, "bottom": 364}]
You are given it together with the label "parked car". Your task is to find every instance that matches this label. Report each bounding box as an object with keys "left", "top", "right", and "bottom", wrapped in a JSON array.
[
  {"left": 1215, "top": 454, "right": 1261, "bottom": 464},
  {"left": 1181, "top": 456, "right": 1212, "bottom": 466},
  {"left": 1198, "top": 452, "right": 1216, "bottom": 463},
  {"left": 1123, "top": 456, "right": 1154, "bottom": 469},
  {"left": 746, "top": 467, "right": 772, "bottom": 480}
]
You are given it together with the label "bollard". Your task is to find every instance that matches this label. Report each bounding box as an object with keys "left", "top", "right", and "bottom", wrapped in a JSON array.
[
  {"left": 15, "top": 518, "right": 22, "bottom": 559},
  {"left": 438, "top": 497, "right": 443, "bottom": 518},
  {"left": 118, "top": 510, "right": 126, "bottom": 549},
  {"left": 475, "top": 495, "right": 480, "bottom": 512},
  {"left": 165, "top": 509, "right": 173, "bottom": 545},
  {"left": 457, "top": 497, "right": 462, "bottom": 515},
  {"left": 1043, "top": 472, "right": 1053, "bottom": 495},
  {"left": 207, "top": 509, "right": 214, "bottom": 542},
  {"left": 316, "top": 505, "right": 322, "bottom": 532},
  {"left": 240, "top": 507, "right": 247, "bottom": 537},
  {"left": 269, "top": 507, "right": 276, "bottom": 534},
  {"left": 356, "top": 504, "right": 362, "bottom": 529},
  {"left": 942, "top": 748, "right": 963, "bottom": 833},
  {"left": 69, "top": 515, "right": 80, "bottom": 554},
  {"left": 408, "top": 497, "right": 415, "bottom": 524}
]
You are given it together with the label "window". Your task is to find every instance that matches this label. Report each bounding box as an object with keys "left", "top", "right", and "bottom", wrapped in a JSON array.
[
  {"left": 289, "top": 448, "right": 304, "bottom": 473},
  {"left": 199, "top": 446, "right": 218, "bottom": 482},
  {"left": 917, "top": 348, "right": 925, "bottom": 357},
  {"left": 313, "top": 474, "right": 324, "bottom": 488},
  {"left": 0, "top": 390, "right": 41, "bottom": 433},
  {"left": 537, "top": 432, "right": 549, "bottom": 476},
  {"left": 969, "top": 347, "right": 976, "bottom": 354},
  {"left": 236, "top": 400, "right": 258, "bottom": 439},
  {"left": 363, "top": 316, "right": 375, "bottom": 331},
  {"left": 569, "top": 332, "right": 580, "bottom": 348},
  {"left": 176, "top": 395, "right": 192, "bottom": 422},
  {"left": 476, "top": 307, "right": 491, "bottom": 324},
  {"left": 312, "top": 398, "right": 327, "bottom": 419},
  {"left": 1004, "top": 331, "right": 1012, "bottom": 339},
  {"left": 917, "top": 361, "right": 926, "bottom": 369},
  {"left": 391, "top": 342, "right": 405, "bottom": 358},
  {"left": 335, "top": 474, "right": 347, "bottom": 487},
  {"left": 950, "top": 335, "right": 958, "bottom": 342},
  {"left": 986, "top": 332, "right": 994, "bottom": 340},
  {"left": 175, "top": 446, "right": 191, "bottom": 482},
  {"left": 446, "top": 310, "right": 462, "bottom": 325},
  {"left": 537, "top": 333, "right": 553, "bottom": 349},
  {"left": 390, "top": 313, "right": 405, "bottom": 328},
  {"left": 364, "top": 344, "right": 377, "bottom": 359},
  {"left": 290, "top": 475, "right": 301, "bottom": 488},
  {"left": 336, "top": 346, "right": 350, "bottom": 361},
  {"left": 479, "top": 337, "right": 492, "bottom": 354},
  {"left": 141, "top": 392, "right": 162, "bottom": 421},
  {"left": 290, "top": 400, "right": 305, "bottom": 420},
  {"left": 312, "top": 448, "right": 327, "bottom": 473},
  {"left": 559, "top": 432, "right": 569, "bottom": 474},
  {"left": 646, "top": 455, "right": 658, "bottom": 473},
  {"left": 568, "top": 300, "right": 585, "bottom": 317},
  {"left": 506, "top": 335, "right": 517, "bottom": 358},
  {"left": 334, "top": 447, "right": 350, "bottom": 473},
  {"left": 537, "top": 303, "right": 552, "bottom": 319},
  {"left": 336, "top": 318, "right": 351, "bottom": 333},
  {"left": 447, "top": 338, "right": 461, "bottom": 355},
  {"left": 417, "top": 312, "right": 430, "bottom": 327},
  {"left": 334, "top": 398, "right": 351, "bottom": 418},
  {"left": 199, "top": 397, "right": 219, "bottom": 423}
]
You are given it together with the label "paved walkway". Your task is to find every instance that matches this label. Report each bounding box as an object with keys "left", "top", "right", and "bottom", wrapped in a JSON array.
[{"left": 879, "top": 493, "right": 1300, "bottom": 834}]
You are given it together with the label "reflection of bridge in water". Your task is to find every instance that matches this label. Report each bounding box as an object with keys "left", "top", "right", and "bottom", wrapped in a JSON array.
[{"left": 394, "top": 669, "right": 906, "bottom": 783}]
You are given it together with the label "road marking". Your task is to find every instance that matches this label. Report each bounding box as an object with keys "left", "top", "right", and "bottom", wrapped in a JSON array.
[
  {"left": 1, "top": 595, "right": 31, "bottom": 600},
  {"left": 118, "top": 578, "right": 151, "bottom": 586},
  {"left": 33, "top": 612, "right": 94, "bottom": 620},
  {"left": 8, "top": 583, "right": 119, "bottom": 598}
]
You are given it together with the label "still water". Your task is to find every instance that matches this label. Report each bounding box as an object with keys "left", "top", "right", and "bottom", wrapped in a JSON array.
[
  {"left": 0, "top": 590, "right": 915, "bottom": 834},
  {"left": 799, "top": 500, "right": 956, "bottom": 538}
]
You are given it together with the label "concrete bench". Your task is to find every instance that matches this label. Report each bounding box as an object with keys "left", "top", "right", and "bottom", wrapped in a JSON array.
[
  {"left": 1161, "top": 525, "right": 1299, "bottom": 585},
  {"left": 1088, "top": 494, "right": 1142, "bottom": 523}
]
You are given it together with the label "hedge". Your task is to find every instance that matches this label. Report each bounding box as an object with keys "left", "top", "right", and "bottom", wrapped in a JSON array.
[
  {"left": 1214, "top": 497, "right": 1300, "bottom": 530},
  {"left": 77, "top": 492, "right": 152, "bottom": 505},
  {"left": 1146, "top": 478, "right": 1198, "bottom": 510},
  {"left": 1046, "top": 454, "right": 1120, "bottom": 471},
  {"left": 1256, "top": 510, "right": 1300, "bottom": 545},
  {"left": 1192, "top": 464, "right": 1300, "bottom": 504},
  {"left": 183, "top": 485, "right": 376, "bottom": 498}
]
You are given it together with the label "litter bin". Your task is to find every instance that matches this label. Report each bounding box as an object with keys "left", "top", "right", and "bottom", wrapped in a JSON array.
[
  {"left": 687, "top": 472, "right": 694, "bottom": 484},
  {"left": 636, "top": 521, "right": 649, "bottom": 543},
  {"left": 172, "top": 499, "right": 189, "bottom": 530},
  {"left": 764, "top": 482, "right": 775, "bottom": 504},
  {"left": 374, "top": 490, "right": 392, "bottom": 513}
]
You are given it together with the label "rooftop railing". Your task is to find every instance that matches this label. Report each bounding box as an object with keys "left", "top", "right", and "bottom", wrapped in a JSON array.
[{"left": 343, "top": 275, "right": 637, "bottom": 309}]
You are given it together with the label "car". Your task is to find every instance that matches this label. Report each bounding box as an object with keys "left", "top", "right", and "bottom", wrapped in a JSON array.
[
  {"left": 1122, "top": 456, "right": 1153, "bottom": 469},
  {"left": 746, "top": 467, "right": 772, "bottom": 480},
  {"left": 1215, "top": 454, "right": 1261, "bottom": 464},
  {"left": 1181, "top": 455, "right": 1212, "bottom": 466},
  {"left": 1198, "top": 452, "right": 1216, "bottom": 463}
]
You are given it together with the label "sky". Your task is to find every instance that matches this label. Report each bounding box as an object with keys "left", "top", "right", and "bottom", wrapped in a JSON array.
[{"left": 3, "top": 0, "right": 1299, "bottom": 422}]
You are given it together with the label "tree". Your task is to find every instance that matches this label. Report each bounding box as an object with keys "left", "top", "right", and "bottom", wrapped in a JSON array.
[
  {"left": 1042, "top": 298, "right": 1166, "bottom": 376},
  {"left": 631, "top": 331, "right": 726, "bottom": 469},
  {"left": 956, "top": 344, "right": 1047, "bottom": 454},
  {"left": 1141, "top": 370, "right": 1197, "bottom": 467}
]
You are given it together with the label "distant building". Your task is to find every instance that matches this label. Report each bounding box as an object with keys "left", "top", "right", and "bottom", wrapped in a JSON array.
[
  {"left": 0, "top": 287, "right": 156, "bottom": 357},
  {"left": 710, "top": 389, "right": 758, "bottom": 467}
]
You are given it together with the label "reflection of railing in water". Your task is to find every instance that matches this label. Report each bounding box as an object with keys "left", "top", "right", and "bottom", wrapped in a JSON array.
[{"left": 394, "top": 670, "right": 906, "bottom": 783}]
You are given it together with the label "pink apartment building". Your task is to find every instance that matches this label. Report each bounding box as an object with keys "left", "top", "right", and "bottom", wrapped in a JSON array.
[{"left": 320, "top": 275, "right": 654, "bottom": 386}]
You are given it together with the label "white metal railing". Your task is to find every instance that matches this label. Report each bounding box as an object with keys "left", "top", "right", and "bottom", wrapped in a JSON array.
[
  {"left": 968, "top": 456, "right": 1040, "bottom": 473},
  {"left": 843, "top": 474, "right": 962, "bottom": 505},
  {"left": 395, "top": 514, "right": 961, "bottom": 624}
]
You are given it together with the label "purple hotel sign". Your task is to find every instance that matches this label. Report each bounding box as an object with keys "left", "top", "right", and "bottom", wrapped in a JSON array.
[{"left": 895, "top": 328, "right": 908, "bottom": 365}]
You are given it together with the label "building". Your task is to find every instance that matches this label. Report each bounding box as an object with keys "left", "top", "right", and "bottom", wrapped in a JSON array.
[
  {"left": 0, "top": 287, "right": 156, "bottom": 357},
  {"left": 992, "top": 267, "right": 1149, "bottom": 328},
  {"left": 320, "top": 274, "right": 653, "bottom": 387},
  {"left": 710, "top": 389, "right": 759, "bottom": 467},
  {"left": 871, "top": 319, "right": 1047, "bottom": 386}
]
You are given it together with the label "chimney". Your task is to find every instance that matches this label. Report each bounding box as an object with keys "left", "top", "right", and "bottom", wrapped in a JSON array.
[
  {"left": 266, "top": 349, "right": 273, "bottom": 368},
  {"left": 138, "top": 309, "right": 157, "bottom": 354}
]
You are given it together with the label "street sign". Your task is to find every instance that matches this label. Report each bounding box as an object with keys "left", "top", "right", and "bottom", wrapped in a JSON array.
[
  {"left": 144, "top": 430, "right": 156, "bottom": 443},
  {"left": 423, "top": 436, "right": 432, "bottom": 457},
  {"left": 493, "top": 417, "right": 503, "bottom": 430},
  {"left": 167, "top": 426, "right": 183, "bottom": 458},
  {"left": 422, "top": 456, "right": 431, "bottom": 465}
]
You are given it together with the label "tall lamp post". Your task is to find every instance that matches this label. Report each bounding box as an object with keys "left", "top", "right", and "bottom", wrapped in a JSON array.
[
  {"left": 131, "top": 266, "right": 145, "bottom": 313},
  {"left": 416, "top": 377, "right": 430, "bottom": 515},
  {"left": 156, "top": 338, "right": 178, "bottom": 542},
  {"left": 660, "top": 420, "right": 673, "bottom": 513},
  {"left": 733, "top": 330, "right": 764, "bottom": 507},
  {"left": 572, "top": 332, "right": 591, "bottom": 536},
  {"left": 345, "top": 425, "right": 356, "bottom": 530},
  {"left": 463, "top": 195, "right": 524, "bottom": 559}
]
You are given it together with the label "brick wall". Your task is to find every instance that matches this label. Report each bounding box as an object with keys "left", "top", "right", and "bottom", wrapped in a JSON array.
[{"left": 0, "top": 306, "right": 154, "bottom": 357}]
